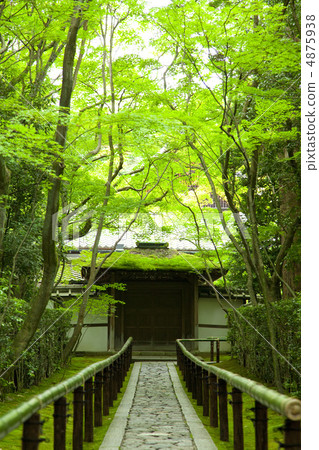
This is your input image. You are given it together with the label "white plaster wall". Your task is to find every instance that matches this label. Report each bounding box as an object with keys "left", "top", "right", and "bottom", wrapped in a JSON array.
[
  {"left": 69, "top": 314, "right": 109, "bottom": 352},
  {"left": 197, "top": 297, "right": 243, "bottom": 352}
]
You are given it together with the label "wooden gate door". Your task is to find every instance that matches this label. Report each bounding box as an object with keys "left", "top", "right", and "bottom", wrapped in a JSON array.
[{"left": 123, "top": 281, "right": 185, "bottom": 349}]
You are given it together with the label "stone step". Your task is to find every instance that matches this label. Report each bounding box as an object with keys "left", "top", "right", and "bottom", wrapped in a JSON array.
[
  {"left": 132, "top": 351, "right": 177, "bottom": 361},
  {"left": 133, "top": 351, "right": 176, "bottom": 356},
  {"left": 132, "top": 356, "right": 177, "bottom": 362}
]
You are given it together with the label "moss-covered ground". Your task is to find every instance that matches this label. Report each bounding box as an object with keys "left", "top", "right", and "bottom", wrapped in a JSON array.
[
  {"left": 0, "top": 354, "right": 289, "bottom": 449},
  {"left": 0, "top": 356, "right": 132, "bottom": 449}
]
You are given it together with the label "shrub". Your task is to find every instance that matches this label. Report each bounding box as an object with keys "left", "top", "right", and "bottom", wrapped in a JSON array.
[
  {"left": 0, "top": 296, "right": 72, "bottom": 393},
  {"left": 227, "top": 297, "right": 301, "bottom": 397}
]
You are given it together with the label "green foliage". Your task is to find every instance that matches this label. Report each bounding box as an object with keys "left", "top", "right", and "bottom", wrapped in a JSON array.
[
  {"left": 227, "top": 297, "right": 301, "bottom": 397},
  {"left": 148, "top": 0, "right": 301, "bottom": 306},
  {"left": 0, "top": 160, "right": 45, "bottom": 299},
  {"left": 0, "top": 296, "right": 72, "bottom": 393},
  {"left": 64, "top": 283, "right": 126, "bottom": 318},
  {"left": 0, "top": 0, "right": 301, "bottom": 374}
]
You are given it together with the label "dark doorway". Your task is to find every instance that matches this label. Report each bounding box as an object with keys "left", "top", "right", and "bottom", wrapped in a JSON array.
[{"left": 118, "top": 279, "right": 194, "bottom": 350}]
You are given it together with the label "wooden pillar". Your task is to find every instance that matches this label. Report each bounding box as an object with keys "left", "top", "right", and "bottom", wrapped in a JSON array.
[
  {"left": 185, "top": 358, "right": 191, "bottom": 390},
  {"left": 73, "top": 386, "right": 84, "bottom": 450},
  {"left": 108, "top": 365, "right": 114, "bottom": 407},
  {"left": 219, "top": 378, "right": 229, "bottom": 442},
  {"left": 22, "top": 413, "right": 42, "bottom": 450},
  {"left": 108, "top": 275, "right": 116, "bottom": 351},
  {"left": 121, "top": 354, "right": 126, "bottom": 384},
  {"left": 284, "top": 419, "right": 301, "bottom": 450},
  {"left": 193, "top": 274, "right": 199, "bottom": 341},
  {"left": 118, "top": 357, "right": 123, "bottom": 391},
  {"left": 209, "top": 373, "right": 218, "bottom": 428},
  {"left": 191, "top": 362, "right": 197, "bottom": 399},
  {"left": 231, "top": 388, "right": 244, "bottom": 450},
  {"left": 120, "top": 303, "right": 124, "bottom": 347},
  {"left": 103, "top": 367, "right": 110, "bottom": 416},
  {"left": 202, "top": 369, "right": 209, "bottom": 417},
  {"left": 216, "top": 340, "right": 220, "bottom": 363},
  {"left": 109, "top": 311, "right": 115, "bottom": 352},
  {"left": 176, "top": 343, "right": 181, "bottom": 370},
  {"left": 84, "top": 377, "right": 94, "bottom": 442},
  {"left": 54, "top": 396, "right": 67, "bottom": 450},
  {"left": 181, "top": 352, "right": 185, "bottom": 379},
  {"left": 196, "top": 365, "right": 203, "bottom": 406},
  {"left": 254, "top": 401, "right": 268, "bottom": 450},
  {"left": 129, "top": 343, "right": 133, "bottom": 369},
  {"left": 112, "top": 362, "right": 118, "bottom": 401},
  {"left": 125, "top": 347, "right": 129, "bottom": 373},
  {"left": 94, "top": 372, "right": 103, "bottom": 427},
  {"left": 210, "top": 340, "right": 214, "bottom": 362}
]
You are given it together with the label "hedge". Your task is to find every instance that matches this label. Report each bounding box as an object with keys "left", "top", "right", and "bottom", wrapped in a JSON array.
[
  {"left": 227, "top": 297, "right": 301, "bottom": 397},
  {"left": 0, "top": 297, "right": 72, "bottom": 393}
]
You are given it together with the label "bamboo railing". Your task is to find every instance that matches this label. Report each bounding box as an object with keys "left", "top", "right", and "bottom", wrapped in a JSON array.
[
  {"left": 176, "top": 338, "right": 301, "bottom": 450},
  {"left": 0, "top": 337, "right": 133, "bottom": 449}
]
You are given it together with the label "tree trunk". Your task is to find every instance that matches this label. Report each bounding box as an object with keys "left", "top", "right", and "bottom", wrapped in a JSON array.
[
  {"left": 0, "top": 156, "right": 10, "bottom": 263},
  {"left": 280, "top": 177, "right": 301, "bottom": 299},
  {"left": 11, "top": 7, "right": 83, "bottom": 363}
]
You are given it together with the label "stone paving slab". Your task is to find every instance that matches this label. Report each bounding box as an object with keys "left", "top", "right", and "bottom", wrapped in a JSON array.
[
  {"left": 99, "top": 362, "right": 217, "bottom": 450},
  {"left": 167, "top": 363, "right": 217, "bottom": 450},
  {"left": 99, "top": 363, "right": 141, "bottom": 449}
]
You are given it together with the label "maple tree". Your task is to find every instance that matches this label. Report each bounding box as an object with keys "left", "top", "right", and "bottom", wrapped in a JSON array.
[{"left": 0, "top": 0, "right": 300, "bottom": 389}]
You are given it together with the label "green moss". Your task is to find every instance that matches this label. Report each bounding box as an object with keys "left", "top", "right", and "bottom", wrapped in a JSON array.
[
  {"left": 58, "top": 248, "right": 225, "bottom": 284},
  {"left": 0, "top": 357, "right": 132, "bottom": 449},
  {"left": 94, "top": 248, "right": 220, "bottom": 272}
]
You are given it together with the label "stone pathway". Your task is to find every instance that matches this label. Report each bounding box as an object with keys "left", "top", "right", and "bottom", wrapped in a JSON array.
[
  {"left": 121, "top": 362, "right": 195, "bottom": 449},
  {"left": 99, "top": 362, "right": 217, "bottom": 449}
]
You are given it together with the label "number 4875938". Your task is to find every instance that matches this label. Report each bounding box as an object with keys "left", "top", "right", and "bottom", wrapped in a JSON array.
[{"left": 306, "top": 16, "right": 316, "bottom": 67}]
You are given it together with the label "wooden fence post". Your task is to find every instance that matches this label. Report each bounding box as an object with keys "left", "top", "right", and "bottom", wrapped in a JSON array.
[
  {"left": 176, "top": 343, "right": 181, "bottom": 370},
  {"left": 119, "top": 356, "right": 124, "bottom": 391},
  {"left": 185, "top": 358, "right": 191, "bottom": 390},
  {"left": 121, "top": 354, "right": 126, "bottom": 384},
  {"left": 209, "top": 373, "right": 218, "bottom": 428},
  {"left": 284, "top": 419, "right": 301, "bottom": 450},
  {"left": 210, "top": 340, "right": 214, "bottom": 362},
  {"left": 254, "top": 401, "right": 268, "bottom": 450},
  {"left": 22, "top": 413, "right": 42, "bottom": 450},
  {"left": 196, "top": 365, "right": 203, "bottom": 406},
  {"left": 231, "top": 388, "right": 244, "bottom": 450},
  {"left": 109, "top": 365, "right": 114, "bottom": 407},
  {"left": 84, "top": 377, "right": 94, "bottom": 442},
  {"left": 54, "top": 396, "right": 67, "bottom": 450},
  {"left": 103, "top": 367, "right": 110, "bottom": 416},
  {"left": 124, "top": 348, "right": 129, "bottom": 374},
  {"left": 118, "top": 359, "right": 122, "bottom": 393},
  {"left": 112, "top": 362, "right": 118, "bottom": 401},
  {"left": 73, "top": 386, "right": 84, "bottom": 450},
  {"left": 202, "top": 370, "right": 209, "bottom": 417},
  {"left": 94, "top": 372, "right": 103, "bottom": 427},
  {"left": 183, "top": 354, "right": 187, "bottom": 382},
  {"left": 127, "top": 347, "right": 131, "bottom": 372},
  {"left": 219, "top": 378, "right": 229, "bottom": 441},
  {"left": 191, "top": 362, "right": 197, "bottom": 399},
  {"left": 216, "top": 340, "right": 220, "bottom": 363}
]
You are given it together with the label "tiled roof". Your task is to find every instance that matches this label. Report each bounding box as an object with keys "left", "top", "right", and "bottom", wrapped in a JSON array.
[{"left": 66, "top": 228, "right": 216, "bottom": 252}]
